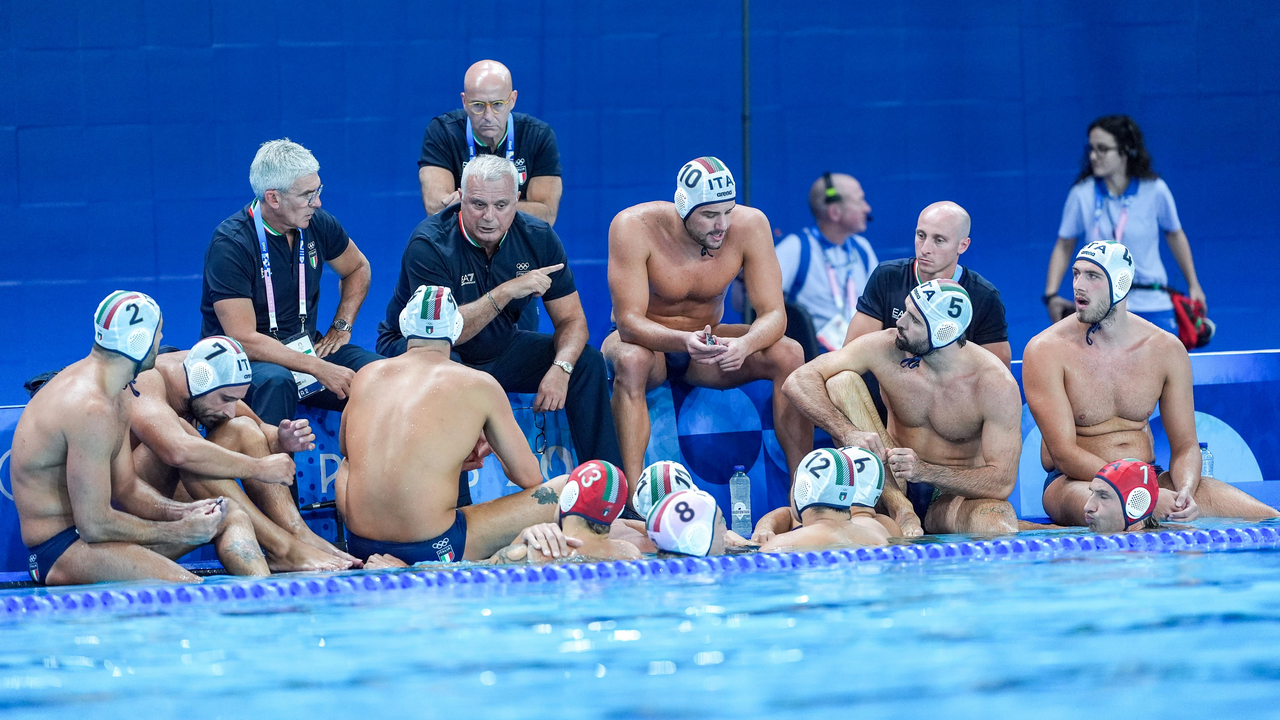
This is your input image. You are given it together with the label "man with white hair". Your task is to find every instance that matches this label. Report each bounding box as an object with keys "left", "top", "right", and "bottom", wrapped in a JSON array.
[
  {"left": 201, "top": 139, "right": 383, "bottom": 426},
  {"left": 377, "top": 154, "right": 622, "bottom": 475}
]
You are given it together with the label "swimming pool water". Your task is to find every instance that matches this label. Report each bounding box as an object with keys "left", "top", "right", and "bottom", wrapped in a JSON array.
[{"left": 4, "top": 525, "right": 1280, "bottom": 719}]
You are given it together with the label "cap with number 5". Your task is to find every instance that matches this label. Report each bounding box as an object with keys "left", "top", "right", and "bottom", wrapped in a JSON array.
[{"left": 647, "top": 489, "right": 720, "bottom": 556}]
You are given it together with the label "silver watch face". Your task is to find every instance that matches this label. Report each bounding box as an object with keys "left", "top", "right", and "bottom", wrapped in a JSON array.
[
  {"left": 556, "top": 360, "right": 573, "bottom": 373},
  {"left": 332, "top": 320, "right": 352, "bottom": 332}
]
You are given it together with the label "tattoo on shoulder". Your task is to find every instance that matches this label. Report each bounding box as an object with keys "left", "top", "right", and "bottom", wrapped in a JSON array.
[{"left": 532, "top": 486, "right": 558, "bottom": 505}]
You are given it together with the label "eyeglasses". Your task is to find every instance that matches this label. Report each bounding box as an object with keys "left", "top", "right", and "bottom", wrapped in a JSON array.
[
  {"left": 300, "top": 184, "right": 323, "bottom": 207},
  {"left": 512, "top": 406, "right": 547, "bottom": 455},
  {"left": 1087, "top": 144, "right": 1119, "bottom": 156},
  {"left": 465, "top": 94, "right": 512, "bottom": 117}
]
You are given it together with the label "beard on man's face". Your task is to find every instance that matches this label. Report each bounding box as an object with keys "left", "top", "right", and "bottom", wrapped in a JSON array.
[
  {"left": 894, "top": 330, "right": 931, "bottom": 356},
  {"left": 190, "top": 398, "right": 230, "bottom": 430}
]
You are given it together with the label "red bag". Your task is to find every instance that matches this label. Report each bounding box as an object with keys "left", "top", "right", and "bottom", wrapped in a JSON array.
[{"left": 1168, "top": 289, "right": 1215, "bottom": 350}]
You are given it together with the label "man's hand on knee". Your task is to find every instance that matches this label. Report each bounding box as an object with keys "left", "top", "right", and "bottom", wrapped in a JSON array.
[
  {"left": 252, "top": 454, "right": 297, "bottom": 486},
  {"left": 839, "top": 430, "right": 886, "bottom": 460},
  {"left": 312, "top": 363, "right": 355, "bottom": 400},
  {"left": 534, "top": 367, "right": 569, "bottom": 412}
]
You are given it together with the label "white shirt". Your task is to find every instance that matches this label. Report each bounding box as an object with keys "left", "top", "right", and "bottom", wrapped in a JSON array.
[{"left": 776, "top": 228, "right": 879, "bottom": 330}]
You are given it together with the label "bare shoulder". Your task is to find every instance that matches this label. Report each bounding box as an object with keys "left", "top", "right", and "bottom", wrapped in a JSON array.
[
  {"left": 610, "top": 540, "right": 642, "bottom": 560},
  {"left": 609, "top": 202, "right": 669, "bottom": 238},
  {"left": 1023, "top": 320, "right": 1074, "bottom": 364},
  {"left": 971, "top": 347, "right": 1022, "bottom": 414}
]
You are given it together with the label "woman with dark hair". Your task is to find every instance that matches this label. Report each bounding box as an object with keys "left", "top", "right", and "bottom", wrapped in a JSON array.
[{"left": 1041, "top": 115, "right": 1206, "bottom": 329}]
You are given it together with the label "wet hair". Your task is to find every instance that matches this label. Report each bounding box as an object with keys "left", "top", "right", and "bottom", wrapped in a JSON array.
[
  {"left": 1075, "top": 115, "right": 1158, "bottom": 184},
  {"left": 1142, "top": 516, "right": 1161, "bottom": 531},
  {"left": 250, "top": 139, "right": 319, "bottom": 199},
  {"left": 584, "top": 519, "right": 611, "bottom": 536}
]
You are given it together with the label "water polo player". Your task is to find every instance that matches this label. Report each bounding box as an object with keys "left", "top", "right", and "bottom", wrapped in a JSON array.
[{"left": 758, "top": 447, "right": 894, "bottom": 552}]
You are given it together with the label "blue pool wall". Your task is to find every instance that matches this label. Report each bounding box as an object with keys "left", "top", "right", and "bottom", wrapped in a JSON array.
[
  {"left": 2, "top": 1, "right": 1280, "bottom": 404},
  {"left": 3, "top": 349, "right": 1280, "bottom": 573}
]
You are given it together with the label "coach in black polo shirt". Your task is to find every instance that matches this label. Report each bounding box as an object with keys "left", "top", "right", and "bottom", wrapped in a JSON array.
[
  {"left": 418, "top": 59, "right": 562, "bottom": 226},
  {"left": 380, "top": 154, "right": 621, "bottom": 469},
  {"left": 202, "top": 139, "right": 382, "bottom": 426},
  {"left": 843, "top": 201, "right": 1010, "bottom": 365}
]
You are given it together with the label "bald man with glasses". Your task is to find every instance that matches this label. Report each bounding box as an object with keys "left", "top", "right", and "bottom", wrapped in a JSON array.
[{"left": 418, "top": 59, "right": 564, "bottom": 226}]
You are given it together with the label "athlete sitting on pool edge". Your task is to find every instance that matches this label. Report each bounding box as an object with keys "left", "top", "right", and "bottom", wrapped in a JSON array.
[
  {"left": 487, "top": 460, "right": 641, "bottom": 564},
  {"left": 1024, "top": 240, "right": 1278, "bottom": 526},
  {"left": 337, "top": 285, "right": 569, "bottom": 566},
  {"left": 757, "top": 447, "right": 896, "bottom": 551}
]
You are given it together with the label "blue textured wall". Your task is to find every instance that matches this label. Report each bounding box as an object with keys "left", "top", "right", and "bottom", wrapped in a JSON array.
[{"left": 1, "top": 1, "right": 1277, "bottom": 404}]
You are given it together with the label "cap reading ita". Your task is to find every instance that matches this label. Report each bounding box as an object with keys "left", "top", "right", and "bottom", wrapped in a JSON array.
[{"left": 674, "top": 157, "right": 736, "bottom": 219}]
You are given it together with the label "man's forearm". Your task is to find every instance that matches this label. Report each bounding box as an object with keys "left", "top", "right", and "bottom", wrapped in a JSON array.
[
  {"left": 552, "top": 317, "right": 588, "bottom": 364},
  {"left": 457, "top": 294, "right": 504, "bottom": 345},
  {"left": 1048, "top": 444, "right": 1110, "bottom": 485},
  {"left": 517, "top": 200, "right": 554, "bottom": 224},
  {"left": 237, "top": 332, "right": 329, "bottom": 376},
  {"left": 756, "top": 507, "right": 794, "bottom": 534},
  {"left": 116, "top": 479, "right": 189, "bottom": 521},
  {"left": 739, "top": 308, "right": 787, "bottom": 356},
  {"left": 1169, "top": 445, "right": 1202, "bottom": 496},
  {"left": 783, "top": 370, "right": 861, "bottom": 442},
  {"left": 78, "top": 508, "right": 187, "bottom": 545},
  {"left": 917, "top": 461, "right": 1014, "bottom": 500},
  {"left": 616, "top": 315, "right": 692, "bottom": 354},
  {"left": 334, "top": 265, "right": 371, "bottom": 325},
  {"left": 155, "top": 436, "right": 263, "bottom": 482}
]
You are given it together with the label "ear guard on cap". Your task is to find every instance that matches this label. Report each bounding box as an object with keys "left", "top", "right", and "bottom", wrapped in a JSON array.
[
  {"left": 184, "top": 336, "right": 252, "bottom": 398},
  {"left": 674, "top": 156, "right": 736, "bottom": 220},
  {"left": 1096, "top": 458, "right": 1158, "bottom": 528},
  {"left": 400, "top": 285, "right": 464, "bottom": 345},
  {"left": 93, "top": 291, "right": 162, "bottom": 366},
  {"left": 559, "top": 461, "right": 628, "bottom": 526},
  {"left": 793, "top": 448, "right": 857, "bottom": 515},
  {"left": 835, "top": 446, "right": 886, "bottom": 508},
  {"left": 1076, "top": 241, "right": 1135, "bottom": 307},
  {"left": 908, "top": 279, "right": 972, "bottom": 351},
  {"left": 647, "top": 489, "right": 720, "bottom": 557},
  {"left": 634, "top": 461, "right": 696, "bottom": 519}
]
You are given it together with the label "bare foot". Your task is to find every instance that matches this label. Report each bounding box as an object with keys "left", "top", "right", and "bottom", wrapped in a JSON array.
[
  {"left": 365, "top": 554, "right": 409, "bottom": 570},
  {"left": 267, "top": 539, "right": 356, "bottom": 573},
  {"left": 295, "top": 528, "right": 363, "bottom": 567}
]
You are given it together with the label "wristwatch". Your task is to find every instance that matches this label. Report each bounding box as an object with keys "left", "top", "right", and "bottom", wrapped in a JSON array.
[
  {"left": 331, "top": 318, "right": 354, "bottom": 332},
  {"left": 553, "top": 360, "right": 574, "bottom": 375}
]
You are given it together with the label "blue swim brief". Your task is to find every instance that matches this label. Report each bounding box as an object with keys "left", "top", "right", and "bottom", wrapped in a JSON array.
[
  {"left": 906, "top": 482, "right": 941, "bottom": 520},
  {"left": 27, "top": 525, "right": 80, "bottom": 585},
  {"left": 1044, "top": 464, "right": 1165, "bottom": 491},
  {"left": 345, "top": 510, "right": 468, "bottom": 564}
]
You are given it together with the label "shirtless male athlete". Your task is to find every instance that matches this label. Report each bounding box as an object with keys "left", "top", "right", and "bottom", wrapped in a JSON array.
[
  {"left": 604, "top": 157, "right": 811, "bottom": 493},
  {"left": 11, "top": 291, "right": 266, "bottom": 585},
  {"left": 489, "top": 461, "right": 641, "bottom": 564},
  {"left": 1084, "top": 459, "right": 1164, "bottom": 533},
  {"left": 129, "top": 335, "right": 357, "bottom": 572},
  {"left": 1024, "top": 240, "right": 1277, "bottom": 525},
  {"left": 782, "top": 279, "right": 1022, "bottom": 535},
  {"left": 337, "top": 285, "right": 570, "bottom": 564},
  {"left": 758, "top": 447, "right": 893, "bottom": 552},
  {"left": 647, "top": 489, "right": 728, "bottom": 558}
]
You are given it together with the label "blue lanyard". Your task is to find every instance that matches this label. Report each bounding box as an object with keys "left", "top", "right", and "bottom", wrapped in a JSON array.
[
  {"left": 249, "top": 200, "right": 307, "bottom": 337},
  {"left": 805, "top": 227, "right": 858, "bottom": 316},
  {"left": 465, "top": 114, "right": 516, "bottom": 163}
]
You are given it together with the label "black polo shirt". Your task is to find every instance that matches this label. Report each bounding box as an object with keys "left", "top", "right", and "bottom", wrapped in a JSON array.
[
  {"left": 377, "top": 205, "right": 575, "bottom": 364},
  {"left": 855, "top": 258, "right": 1008, "bottom": 345},
  {"left": 201, "top": 203, "right": 350, "bottom": 341},
  {"left": 418, "top": 110, "right": 562, "bottom": 201}
]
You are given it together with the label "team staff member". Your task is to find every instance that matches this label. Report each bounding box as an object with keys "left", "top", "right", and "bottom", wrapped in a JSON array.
[
  {"left": 419, "top": 59, "right": 563, "bottom": 225},
  {"left": 201, "top": 139, "right": 383, "bottom": 426},
  {"left": 842, "top": 201, "right": 1010, "bottom": 366},
  {"left": 775, "top": 172, "right": 878, "bottom": 352},
  {"left": 378, "top": 154, "right": 622, "bottom": 470}
]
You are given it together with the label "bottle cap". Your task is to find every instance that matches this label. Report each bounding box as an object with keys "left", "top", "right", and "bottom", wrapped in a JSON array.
[
  {"left": 1199, "top": 442, "right": 1208, "bottom": 449},
  {"left": 733, "top": 465, "right": 745, "bottom": 473}
]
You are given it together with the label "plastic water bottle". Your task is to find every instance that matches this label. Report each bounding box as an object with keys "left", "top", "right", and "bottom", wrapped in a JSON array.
[
  {"left": 729, "top": 465, "right": 752, "bottom": 536},
  {"left": 1200, "top": 442, "right": 1214, "bottom": 478}
]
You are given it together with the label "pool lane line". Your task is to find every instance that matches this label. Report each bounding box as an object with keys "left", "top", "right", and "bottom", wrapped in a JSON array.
[{"left": 3, "top": 526, "right": 1277, "bottom": 618}]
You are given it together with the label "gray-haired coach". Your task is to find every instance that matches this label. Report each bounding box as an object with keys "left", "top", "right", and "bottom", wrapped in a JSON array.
[{"left": 201, "top": 139, "right": 383, "bottom": 426}]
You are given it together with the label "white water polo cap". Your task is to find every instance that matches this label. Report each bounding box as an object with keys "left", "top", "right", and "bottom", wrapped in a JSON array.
[
  {"left": 1076, "top": 240, "right": 1135, "bottom": 308},
  {"left": 184, "top": 336, "right": 252, "bottom": 398},
  {"left": 834, "top": 446, "right": 887, "bottom": 508},
  {"left": 634, "top": 461, "right": 696, "bottom": 518},
  {"left": 674, "top": 157, "right": 736, "bottom": 219},
  {"left": 647, "top": 489, "right": 719, "bottom": 557},
  {"left": 400, "top": 285, "right": 464, "bottom": 344},
  {"left": 93, "top": 291, "right": 162, "bottom": 364},
  {"left": 908, "top": 279, "right": 972, "bottom": 351},
  {"left": 793, "top": 448, "right": 856, "bottom": 515}
]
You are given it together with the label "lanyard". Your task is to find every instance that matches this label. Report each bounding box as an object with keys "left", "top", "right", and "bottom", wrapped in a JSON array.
[
  {"left": 249, "top": 200, "right": 307, "bottom": 337},
  {"left": 1092, "top": 178, "right": 1138, "bottom": 243},
  {"left": 465, "top": 114, "right": 515, "bottom": 162},
  {"left": 805, "top": 227, "right": 858, "bottom": 319}
]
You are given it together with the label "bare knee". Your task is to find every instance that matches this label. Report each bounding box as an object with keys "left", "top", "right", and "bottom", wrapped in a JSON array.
[
  {"left": 765, "top": 337, "right": 805, "bottom": 377},
  {"left": 609, "top": 342, "right": 655, "bottom": 392},
  {"left": 207, "top": 415, "right": 268, "bottom": 454}
]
